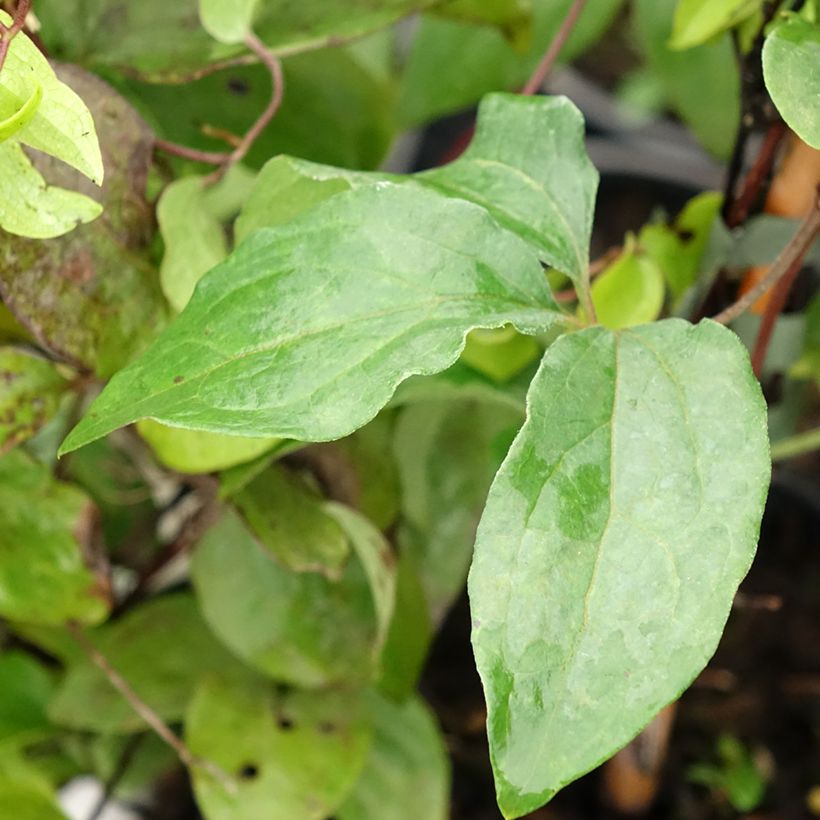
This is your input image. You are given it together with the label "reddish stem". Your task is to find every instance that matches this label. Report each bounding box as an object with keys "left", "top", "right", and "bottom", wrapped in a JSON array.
[{"left": 0, "top": 0, "right": 31, "bottom": 73}]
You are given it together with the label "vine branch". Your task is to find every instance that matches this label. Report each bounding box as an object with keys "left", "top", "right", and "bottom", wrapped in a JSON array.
[
  {"left": 67, "top": 622, "right": 237, "bottom": 795},
  {"left": 521, "top": 0, "right": 588, "bottom": 95},
  {"left": 0, "top": 0, "right": 31, "bottom": 73},
  {"left": 154, "top": 31, "right": 284, "bottom": 180},
  {"left": 712, "top": 190, "right": 820, "bottom": 326}
]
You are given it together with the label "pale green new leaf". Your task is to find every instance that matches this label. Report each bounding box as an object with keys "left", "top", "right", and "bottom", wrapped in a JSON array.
[
  {"left": 199, "top": 0, "right": 260, "bottom": 43},
  {"left": 186, "top": 676, "right": 372, "bottom": 820},
  {"left": 469, "top": 319, "right": 770, "bottom": 817},
  {"left": 61, "top": 183, "right": 562, "bottom": 453},
  {"left": 0, "top": 781, "right": 65, "bottom": 820},
  {"left": 338, "top": 693, "right": 450, "bottom": 820},
  {"left": 0, "top": 450, "right": 110, "bottom": 626},
  {"left": 589, "top": 248, "right": 665, "bottom": 329},
  {"left": 0, "top": 347, "right": 69, "bottom": 453},
  {"left": 0, "top": 11, "right": 102, "bottom": 182},
  {"left": 670, "top": 0, "right": 762, "bottom": 49},
  {"left": 192, "top": 510, "right": 388, "bottom": 687},
  {"left": 763, "top": 16, "right": 820, "bottom": 149},
  {"left": 48, "top": 594, "right": 243, "bottom": 733},
  {"left": 0, "top": 84, "right": 41, "bottom": 143}
]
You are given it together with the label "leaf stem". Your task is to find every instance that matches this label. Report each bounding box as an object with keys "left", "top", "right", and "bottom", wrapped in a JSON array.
[
  {"left": 712, "top": 190, "right": 820, "bottom": 326},
  {"left": 0, "top": 0, "right": 31, "bottom": 73},
  {"left": 154, "top": 31, "right": 284, "bottom": 181},
  {"left": 67, "top": 621, "right": 237, "bottom": 795},
  {"left": 521, "top": 0, "right": 588, "bottom": 95},
  {"left": 771, "top": 426, "right": 820, "bottom": 461}
]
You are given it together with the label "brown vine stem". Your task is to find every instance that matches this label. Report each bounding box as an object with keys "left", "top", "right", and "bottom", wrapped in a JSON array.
[
  {"left": 712, "top": 190, "right": 820, "bottom": 326},
  {"left": 67, "top": 622, "right": 237, "bottom": 795},
  {"left": 154, "top": 31, "right": 284, "bottom": 181},
  {"left": 521, "top": 0, "right": 588, "bottom": 96},
  {"left": 0, "top": 0, "right": 31, "bottom": 73}
]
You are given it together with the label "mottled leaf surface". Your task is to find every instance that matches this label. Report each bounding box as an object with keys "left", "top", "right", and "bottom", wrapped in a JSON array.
[
  {"left": 469, "top": 319, "right": 770, "bottom": 817},
  {"left": 763, "top": 16, "right": 820, "bottom": 149},
  {"left": 338, "top": 693, "right": 450, "bottom": 820},
  {"left": 61, "top": 183, "right": 562, "bottom": 453},
  {"left": 186, "top": 676, "right": 371, "bottom": 820},
  {"left": 0, "top": 450, "right": 109, "bottom": 626},
  {"left": 48, "top": 594, "right": 243, "bottom": 732},
  {"left": 192, "top": 510, "right": 387, "bottom": 687},
  {"left": 0, "top": 347, "right": 69, "bottom": 453}
]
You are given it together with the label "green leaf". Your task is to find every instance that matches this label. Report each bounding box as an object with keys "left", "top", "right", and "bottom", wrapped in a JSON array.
[
  {"left": 634, "top": 0, "right": 740, "bottom": 158},
  {"left": 432, "top": 0, "right": 533, "bottom": 48},
  {"left": 763, "top": 16, "right": 820, "bottom": 149},
  {"left": 670, "top": 0, "right": 762, "bottom": 49},
  {"left": 469, "top": 319, "right": 770, "bottom": 817},
  {"left": 0, "top": 11, "right": 103, "bottom": 182},
  {"left": 461, "top": 327, "right": 542, "bottom": 383},
  {"left": 0, "top": 652, "right": 55, "bottom": 741},
  {"left": 792, "top": 293, "right": 820, "bottom": 383},
  {"left": 137, "top": 420, "right": 279, "bottom": 474},
  {"left": 158, "top": 176, "right": 229, "bottom": 314},
  {"left": 0, "top": 142, "right": 102, "bottom": 239},
  {"left": 48, "top": 594, "right": 243, "bottom": 733},
  {"left": 61, "top": 183, "right": 562, "bottom": 453},
  {"left": 231, "top": 465, "right": 351, "bottom": 579},
  {"left": 186, "top": 676, "right": 372, "bottom": 820},
  {"left": 199, "top": 0, "right": 260, "bottom": 43},
  {"left": 396, "top": 399, "right": 522, "bottom": 622},
  {"left": 337, "top": 693, "right": 450, "bottom": 820},
  {"left": 0, "top": 66, "right": 168, "bottom": 376},
  {"left": 0, "top": 347, "right": 69, "bottom": 453},
  {"left": 0, "top": 450, "right": 110, "bottom": 626},
  {"left": 589, "top": 247, "right": 665, "bottom": 329},
  {"left": 0, "top": 83, "right": 42, "bottom": 143},
  {"left": 397, "top": 0, "right": 624, "bottom": 127},
  {"left": 192, "top": 509, "right": 390, "bottom": 687},
  {"left": 0, "top": 781, "right": 65, "bottom": 820}
]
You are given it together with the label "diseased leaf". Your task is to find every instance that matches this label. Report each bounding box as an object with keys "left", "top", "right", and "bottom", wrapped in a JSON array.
[
  {"left": 0, "top": 347, "right": 69, "bottom": 453},
  {"left": 232, "top": 465, "right": 351, "bottom": 579},
  {"left": 634, "top": 0, "right": 740, "bottom": 158},
  {"left": 670, "top": 0, "right": 762, "bottom": 49},
  {"left": 338, "top": 693, "right": 450, "bottom": 820},
  {"left": 187, "top": 677, "right": 371, "bottom": 820},
  {"left": 157, "top": 176, "right": 229, "bottom": 314},
  {"left": 397, "top": 0, "right": 624, "bottom": 127},
  {"left": 0, "top": 67, "right": 168, "bottom": 376},
  {"left": 589, "top": 248, "right": 664, "bottom": 329},
  {"left": 192, "top": 509, "right": 388, "bottom": 687},
  {"left": 48, "top": 594, "right": 243, "bottom": 733},
  {"left": 469, "top": 319, "right": 770, "bottom": 817},
  {"left": 61, "top": 183, "right": 562, "bottom": 453},
  {"left": 763, "top": 16, "right": 820, "bottom": 149},
  {"left": 0, "top": 450, "right": 110, "bottom": 626},
  {"left": 395, "top": 399, "right": 522, "bottom": 622}
]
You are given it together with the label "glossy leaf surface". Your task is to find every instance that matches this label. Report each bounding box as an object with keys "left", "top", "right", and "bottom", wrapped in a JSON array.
[
  {"left": 338, "top": 693, "right": 450, "bottom": 820},
  {"left": 0, "top": 450, "right": 110, "bottom": 626},
  {"left": 0, "top": 348, "right": 69, "bottom": 453},
  {"left": 186, "top": 676, "right": 372, "bottom": 820},
  {"left": 763, "top": 16, "right": 820, "bottom": 149},
  {"left": 469, "top": 319, "right": 770, "bottom": 817},
  {"left": 61, "top": 183, "right": 562, "bottom": 453}
]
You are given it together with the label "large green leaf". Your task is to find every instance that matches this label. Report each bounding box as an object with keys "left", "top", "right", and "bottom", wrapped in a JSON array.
[
  {"left": 337, "top": 693, "right": 450, "bottom": 820},
  {"left": 192, "top": 509, "right": 390, "bottom": 687},
  {"left": 186, "top": 676, "right": 372, "bottom": 820},
  {"left": 397, "top": 0, "right": 624, "bottom": 127},
  {"left": 36, "top": 0, "right": 433, "bottom": 82},
  {"left": 48, "top": 594, "right": 243, "bottom": 732},
  {"left": 763, "top": 16, "right": 820, "bottom": 149},
  {"left": 0, "top": 450, "right": 110, "bottom": 626},
  {"left": 670, "top": 0, "right": 762, "bottom": 49},
  {"left": 0, "top": 67, "right": 167, "bottom": 376},
  {"left": 61, "top": 183, "right": 562, "bottom": 453},
  {"left": 634, "top": 0, "right": 740, "bottom": 158},
  {"left": 0, "top": 652, "right": 55, "bottom": 741},
  {"left": 469, "top": 319, "right": 770, "bottom": 817},
  {"left": 0, "top": 348, "right": 69, "bottom": 453}
]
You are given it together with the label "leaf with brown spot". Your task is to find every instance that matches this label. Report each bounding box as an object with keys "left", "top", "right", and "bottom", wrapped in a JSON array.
[{"left": 0, "top": 66, "right": 168, "bottom": 377}]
